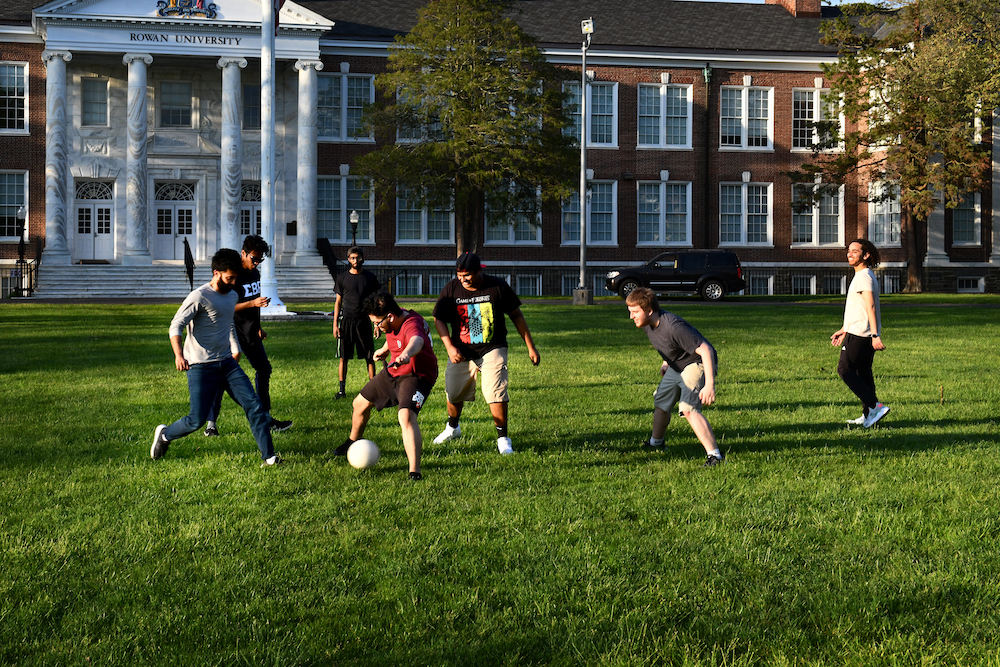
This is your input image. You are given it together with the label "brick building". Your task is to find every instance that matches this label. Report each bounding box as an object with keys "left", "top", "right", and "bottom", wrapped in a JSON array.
[{"left": 0, "top": 0, "right": 996, "bottom": 297}]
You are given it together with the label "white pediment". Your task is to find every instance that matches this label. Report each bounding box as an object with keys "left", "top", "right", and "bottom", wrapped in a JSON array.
[{"left": 34, "top": 0, "right": 333, "bottom": 30}]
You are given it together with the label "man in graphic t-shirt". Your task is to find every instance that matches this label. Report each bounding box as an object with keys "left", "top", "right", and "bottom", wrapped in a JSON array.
[
  {"left": 431, "top": 252, "right": 540, "bottom": 455},
  {"left": 333, "top": 246, "right": 381, "bottom": 399}
]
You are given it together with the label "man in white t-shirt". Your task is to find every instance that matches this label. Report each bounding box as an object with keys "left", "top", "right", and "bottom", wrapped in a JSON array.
[{"left": 831, "top": 239, "right": 889, "bottom": 428}]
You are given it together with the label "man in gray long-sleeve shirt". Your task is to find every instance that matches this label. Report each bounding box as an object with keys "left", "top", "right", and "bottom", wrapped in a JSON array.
[{"left": 151, "top": 248, "right": 280, "bottom": 466}]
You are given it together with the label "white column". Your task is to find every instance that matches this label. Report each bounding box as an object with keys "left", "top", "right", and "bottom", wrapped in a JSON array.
[
  {"left": 991, "top": 108, "right": 1000, "bottom": 263},
  {"left": 218, "top": 57, "right": 248, "bottom": 251},
  {"left": 924, "top": 199, "right": 949, "bottom": 265},
  {"left": 260, "top": 0, "right": 286, "bottom": 314},
  {"left": 123, "top": 53, "right": 153, "bottom": 265},
  {"left": 42, "top": 50, "right": 72, "bottom": 265},
  {"left": 293, "top": 59, "right": 323, "bottom": 266}
]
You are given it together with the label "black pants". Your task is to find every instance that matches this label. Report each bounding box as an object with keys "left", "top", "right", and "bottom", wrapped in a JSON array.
[{"left": 837, "top": 333, "right": 877, "bottom": 414}]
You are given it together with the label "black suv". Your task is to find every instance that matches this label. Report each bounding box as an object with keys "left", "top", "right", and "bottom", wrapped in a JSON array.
[{"left": 605, "top": 250, "right": 746, "bottom": 301}]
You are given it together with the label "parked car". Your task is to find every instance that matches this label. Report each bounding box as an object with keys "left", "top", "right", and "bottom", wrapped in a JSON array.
[{"left": 605, "top": 250, "right": 746, "bottom": 301}]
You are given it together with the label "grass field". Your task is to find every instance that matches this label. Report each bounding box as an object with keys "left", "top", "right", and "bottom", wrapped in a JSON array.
[{"left": 3, "top": 297, "right": 1000, "bottom": 666}]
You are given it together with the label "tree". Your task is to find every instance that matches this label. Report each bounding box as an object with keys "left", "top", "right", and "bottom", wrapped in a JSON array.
[
  {"left": 791, "top": 0, "right": 1000, "bottom": 292},
  {"left": 353, "top": 0, "right": 577, "bottom": 255}
]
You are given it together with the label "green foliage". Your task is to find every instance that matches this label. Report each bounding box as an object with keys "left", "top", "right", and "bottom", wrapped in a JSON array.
[
  {"left": 354, "top": 0, "right": 577, "bottom": 253},
  {"left": 4, "top": 300, "right": 1000, "bottom": 665}
]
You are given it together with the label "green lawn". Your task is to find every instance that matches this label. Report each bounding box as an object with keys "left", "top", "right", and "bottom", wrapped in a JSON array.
[{"left": 2, "top": 299, "right": 1000, "bottom": 666}]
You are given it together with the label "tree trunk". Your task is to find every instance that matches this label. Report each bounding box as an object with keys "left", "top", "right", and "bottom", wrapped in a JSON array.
[
  {"left": 901, "top": 205, "right": 924, "bottom": 293},
  {"left": 454, "top": 188, "right": 484, "bottom": 256}
]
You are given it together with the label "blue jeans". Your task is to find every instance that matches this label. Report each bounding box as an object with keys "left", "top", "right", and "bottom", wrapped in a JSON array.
[
  {"left": 164, "top": 357, "right": 275, "bottom": 460},
  {"left": 207, "top": 338, "right": 273, "bottom": 421}
]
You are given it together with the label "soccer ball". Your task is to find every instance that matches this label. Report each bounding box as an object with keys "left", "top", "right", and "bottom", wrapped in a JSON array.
[{"left": 347, "top": 439, "right": 380, "bottom": 469}]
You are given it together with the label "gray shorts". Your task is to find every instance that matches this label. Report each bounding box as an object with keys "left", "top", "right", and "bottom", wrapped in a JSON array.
[{"left": 654, "top": 361, "right": 711, "bottom": 414}]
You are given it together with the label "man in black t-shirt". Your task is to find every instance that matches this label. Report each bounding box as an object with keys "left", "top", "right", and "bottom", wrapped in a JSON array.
[
  {"left": 333, "top": 246, "right": 381, "bottom": 399},
  {"left": 204, "top": 235, "right": 293, "bottom": 436},
  {"left": 432, "top": 252, "right": 540, "bottom": 455}
]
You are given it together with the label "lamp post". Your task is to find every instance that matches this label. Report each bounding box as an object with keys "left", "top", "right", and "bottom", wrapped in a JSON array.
[
  {"left": 349, "top": 209, "right": 359, "bottom": 247},
  {"left": 574, "top": 17, "right": 594, "bottom": 306},
  {"left": 15, "top": 205, "right": 26, "bottom": 297}
]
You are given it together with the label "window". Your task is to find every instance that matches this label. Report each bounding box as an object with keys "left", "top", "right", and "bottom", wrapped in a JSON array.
[
  {"left": 515, "top": 274, "right": 541, "bottom": 296},
  {"left": 747, "top": 274, "right": 772, "bottom": 296},
  {"left": 588, "top": 181, "right": 617, "bottom": 245},
  {"left": 243, "top": 84, "right": 261, "bottom": 130},
  {"left": 0, "top": 63, "right": 26, "bottom": 132},
  {"left": 394, "top": 273, "right": 422, "bottom": 296},
  {"left": 396, "top": 185, "right": 453, "bottom": 244},
  {"left": 881, "top": 272, "right": 900, "bottom": 294},
  {"left": 637, "top": 181, "right": 691, "bottom": 246},
  {"left": 562, "top": 191, "right": 582, "bottom": 244},
  {"left": 317, "top": 177, "right": 374, "bottom": 243},
  {"left": 395, "top": 90, "right": 442, "bottom": 143},
  {"left": 428, "top": 273, "right": 452, "bottom": 295},
  {"left": 563, "top": 81, "right": 618, "bottom": 147},
  {"left": 0, "top": 171, "right": 26, "bottom": 237},
  {"left": 593, "top": 274, "right": 613, "bottom": 296},
  {"left": 720, "top": 86, "right": 773, "bottom": 150},
  {"left": 82, "top": 78, "right": 108, "bottom": 126},
  {"left": 869, "top": 183, "right": 901, "bottom": 247},
  {"left": 160, "top": 82, "right": 192, "bottom": 127},
  {"left": 792, "top": 89, "right": 840, "bottom": 150},
  {"left": 637, "top": 84, "right": 692, "bottom": 148},
  {"left": 720, "top": 182, "right": 771, "bottom": 246},
  {"left": 952, "top": 192, "right": 981, "bottom": 246},
  {"left": 822, "top": 275, "right": 845, "bottom": 295},
  {"left": 792, "top": 184, "right": 842, "bottom": 246},
  {"left": 239, "top": 182, "right": 261, "bottom": 236},
  {"left": 318, "top": 74, "right": 374, "bottom": 141},
  {"left": 792, "top": 275, "right": 815, "bottom": 295},
  {"left": 486, "top": 184, "right": 541, "bottom": 245},
  {"left": 957, "top": 276, "right": 985, "bottom": 293}
]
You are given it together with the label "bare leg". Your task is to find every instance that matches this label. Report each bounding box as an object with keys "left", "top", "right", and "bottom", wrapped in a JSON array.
[
  {"left": 366, "top": 361, "right": 376, "bottom": 380},
  {"left": 398, "top": 408, "right": 422, "bottom": 474},
  {"left": 447, "top": 401, "right": 464, "bottom": 420},
  {"left": 652, "top": 407, "right": 671, "bottom": 440},
  {"left": 682, "top": 410, "right": 717, "bottom": 455},
  {"left": 350, "top": 393, "right": 374, "bottom": 440},
  {"left": 338, "top": 357, "right": 348, "bottom": 383},
  {"left": 488, "top": 401, "right": 507, "bottom": 430}
]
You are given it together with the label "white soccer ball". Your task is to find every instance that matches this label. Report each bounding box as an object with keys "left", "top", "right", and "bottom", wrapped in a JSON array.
[{"left": 347, "top": 439, "right": 380, "bottom": 469}]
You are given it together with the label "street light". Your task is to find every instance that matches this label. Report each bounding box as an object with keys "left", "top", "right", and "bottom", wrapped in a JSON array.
[
  {"left": 575, "top": 17, "right": 594, "bottom": 306},
  {"left": 15, "top": 205, "right": 26, "bottom": 297},
  {"left": 349, "top": 209, "right": 359, "bottom": 247}
]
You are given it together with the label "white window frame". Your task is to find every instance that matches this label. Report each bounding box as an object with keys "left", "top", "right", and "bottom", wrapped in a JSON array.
[
  {"left": 791, "top": 275, "right": 817, "bottom": 295},
  {"left": 394, "top": 273, "right": 423, "bottom": 296},
  {"left": 719, "top": 182, "right": 772, "bottom": 247},
  {"left": 81, "top": 77, "right": 109, "bottom": 127},
  {"left": 0, "top": 170, "right": 28, "bottom": 240},
  {"left": 957, "top": 276, "right": 985, "bottom": 293},
  {"left": 637, "top": 83, "right": 693, "bottom": 150},
  {"left": 636, "top": 180, "right": 692, "bottom": 247},
  {"left": 791, "top": 88, "right": 842, "bottom": 151},
  {"left": 868, "top": 182, "right": 902, "bottom": 248},
  {"left": 158, "top": 80, "right": 195, "bottom": 128},
  {"left": 719, "top": 85, "right": 774, "bottom": 151},
  {"left": 822, "top": 274, "right": 846, "bottom": 295},
  {"left": 0, "top": 62, "right": 28, "bottom": 135},
  {"left": 395, "top": 185, "right": 455, "bottom": 245},
  {"left": 428, "top": 272, "right": 452, "bottom": 295},
  {"left": 951, "top": 191, "right": 981, "bottom": 247},
  {"left": 514, "top": 274, "right": 541, "bottom": 297},
  {"left": 317, "top": 176, "right": 375, "bottom": 244},
  {"left": 746, "top": 274, "right": 773, "bottom": 296},
  {"left": 243, "top": 83, "right": 261, "bottom": 130},
  {"left": 791, "top": 183, "right": 844, "bottom": 248},
  {"left": 586, "top": 180, "right": 618, "bottom": 246},
  {"left": 561, "top": 191, "right": 582, "bottom": 245},
  {"left": 485, "top": 186, "right": 543, "bottom": 246},
  {"left": 318, "top": 73, "right": 375, "bottom": 143},
  {"left": 563, "top": 80, "right": 618, "bottom": 149}
]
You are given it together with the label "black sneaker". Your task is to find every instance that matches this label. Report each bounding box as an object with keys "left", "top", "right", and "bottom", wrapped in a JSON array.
[
  {"left": 704, "top": 453, "right": 726, "bottom": 467},
  {"left": 408, "top": 471, "right": 423, "bottom": 481},
  {"left": 333, "top": 438, "right": 354, "bottom": 456},
  {"left": 269, "top": 418, "right": 293, "bottom": 433},
  {"left": 151, "top": 424, "right": 170, "bottom": 460},
  {"left": 641, "top": 438, "right": 665, "bottom": 451},
  {"left": 204, "top": 425, "right": 220, "bottom": 437},
  {"left": 334, "top": 391, "right": 347, "bottom": 400}
]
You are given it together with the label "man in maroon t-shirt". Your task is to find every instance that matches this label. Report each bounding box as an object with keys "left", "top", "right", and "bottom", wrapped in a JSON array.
[{"left": 334, "top": 290, "right": 438, "bottom": 480}]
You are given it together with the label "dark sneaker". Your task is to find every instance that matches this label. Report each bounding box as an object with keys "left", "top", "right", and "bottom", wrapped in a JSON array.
[
  {"left": 408, "top": 471, "right": 423, "bottom": 481},
  {"left": 334, "top": 391, "right": 347, "bottom": 400},
  {"left": 333, "top": 438, "right": 354, "bottom": 456},
  {"left": 704, "top": 453, "right": 725, "bottom": 467},
  {"left": 261, "top": 454, "right": 284, "bottom": 468},
  {"left": 269, "top": 418, "right": 293, "bottom": 433},
  {"left": 204, "top": 425, "right": 220, "bottom": 437},
  {"left": 151, "top": 424, "right": 169, "bottom": 460},
  {"left": 641, "top": 438, "right": 665, "bottom": 451}
]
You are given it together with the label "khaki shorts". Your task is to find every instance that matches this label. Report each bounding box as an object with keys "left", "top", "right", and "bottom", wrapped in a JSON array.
[
  {"left": 653, "top": 361, "right": 710, "bottom": 414},
  {"left": 444, "top": 347, "right": 509, "bottom": 404}
]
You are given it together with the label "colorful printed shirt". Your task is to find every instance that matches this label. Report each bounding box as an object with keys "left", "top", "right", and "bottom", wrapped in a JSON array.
[{"left": 433, "top": 274, "right": 521, "bottom": 359}]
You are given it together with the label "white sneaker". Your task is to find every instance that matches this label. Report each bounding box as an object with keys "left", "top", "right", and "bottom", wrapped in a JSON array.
[
  {"left": 497, "top": 436, "right": 514, "bottom": 456},
  {"left": 863, "top": 403, "right": 890, "bottom": 428},
  {"left": 846, "top": 415, "right": 865, "bottom": 425},
  {"left": 433, "top": 423, "right": 461, "bottom": 444}
]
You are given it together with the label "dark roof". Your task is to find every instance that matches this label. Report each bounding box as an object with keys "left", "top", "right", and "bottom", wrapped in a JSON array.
[{"left": 5, "top": 0, "right": 841, "bottom": 54}]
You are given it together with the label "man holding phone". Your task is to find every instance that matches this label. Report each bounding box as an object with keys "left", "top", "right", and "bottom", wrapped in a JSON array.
[{"left": 203, "top": 234, "right": 293, "bottom": 436}]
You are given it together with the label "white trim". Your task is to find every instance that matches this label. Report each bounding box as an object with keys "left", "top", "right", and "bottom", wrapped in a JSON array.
[
  {"left": 719, "top": 85, "right": 774, "bottom": 151},
  {"left": 0, "top": 170, "right": 28, "bottom": 242},
  {"left": 636, "top": 82, "right": 692, "bottom": 150},
  {"left": 636, "top": 180, "right": 692, "bottom": 247},
  {"left": 718, "top": 181, "right": 773, "bottom": 247},
  {"left": 0, "top": 62, "right": 29, "bottom": 136},
  {"left": 317, "top": 72, "right": 375, "bottom": 143},
  {"left": 789, "top": 182, "right": 844, "bottom": 248}
]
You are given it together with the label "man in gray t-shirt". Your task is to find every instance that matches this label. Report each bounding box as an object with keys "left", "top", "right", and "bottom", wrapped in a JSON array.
[
  {"left": 150, "top": 249, "right": 280, "bottom": 467},
  {"left": 625, "top": 287, "right": 724, "bottom": 467}
]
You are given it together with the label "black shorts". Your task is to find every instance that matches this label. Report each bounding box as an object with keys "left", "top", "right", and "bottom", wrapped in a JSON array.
[
  {"left": 340, "top": 316, "right": 376, "bottom": 361},
  {"left": 360, "top": 369, "right": 434, "bottom": 412}
]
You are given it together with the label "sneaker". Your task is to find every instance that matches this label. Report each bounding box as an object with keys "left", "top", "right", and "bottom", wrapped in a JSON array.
[
  {"left": 433, "top": 423, "right": 462, "bottom": 444},
  {"left": 704, "top": 453, "right": 725, "bottom": 467},
  {"left": 497, "top": 436, "right": 514, "bottom": 456},
  {"left": 269, "top": 418, "right": 293, "bottom": 433},
  {"left": 204, "top": 425, "right": 220, "bottom": 437},
  {"left": 334, "top": 391, "right": 347, "bottom": 400},
  {"left": 642, "top": 438, "right": 665, "bottom": 451},
  {"left": 863, "top": 403, "right": 890, "bottom": 428},
  {"left": 408, "top": 471, "right": 423, "bottom": 481},
  {"left": 333, "top": 438, "right": 353, "bottom": 456},
  {"left": 845, "top": 415, "right": 865, "bottom": 425},
  {"left": 261, "top": 454, "right": 284, "bottom": 468},
  {"left": 151, "top": 424, "right": 169, "bottom": 460}
]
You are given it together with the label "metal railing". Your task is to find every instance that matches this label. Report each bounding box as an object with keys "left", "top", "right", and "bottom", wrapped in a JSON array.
[{"left": 2, "top": 236, "right": 42, "bottom": 298}]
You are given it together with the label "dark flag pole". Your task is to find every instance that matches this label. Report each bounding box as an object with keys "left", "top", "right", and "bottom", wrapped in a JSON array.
[{"left": 183, "top": 237, "right": 195, "bottom": 290}]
